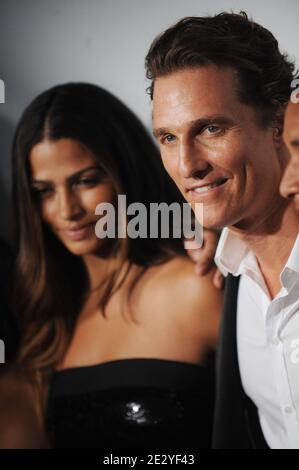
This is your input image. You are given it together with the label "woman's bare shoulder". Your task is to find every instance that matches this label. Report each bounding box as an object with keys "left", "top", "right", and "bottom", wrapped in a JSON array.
[
  {"left": 151, "top": 255, "right": 220, "bottom": 295},
  {"left": 144, "top": 255, "right": 224, "bottom": 347}
]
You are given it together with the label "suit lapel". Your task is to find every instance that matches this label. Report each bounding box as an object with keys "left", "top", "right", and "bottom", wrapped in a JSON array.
[{"left": 212, "top": 274, "right": 268, "bottom": 448}]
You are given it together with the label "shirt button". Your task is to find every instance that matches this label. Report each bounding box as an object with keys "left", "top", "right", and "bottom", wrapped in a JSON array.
[{"left": 284, "top": 406, "right": 293, "bottom": 414}]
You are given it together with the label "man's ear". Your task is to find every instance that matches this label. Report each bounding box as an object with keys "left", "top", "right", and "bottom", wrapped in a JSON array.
[
  {"left": 272, "top": 114, "right": 290, "bottom": 167},
  {"left": 272, "top": 114, "right": 285, "bottom": 147},
  {"left": 270, "top": 126, "right": 284, "bottom": 151},
  {"left": 273, "top": 125, "right": 283, "bottom": 143},
  {"left": 272, "top": 105, "right": 288, "bottom": 147}
]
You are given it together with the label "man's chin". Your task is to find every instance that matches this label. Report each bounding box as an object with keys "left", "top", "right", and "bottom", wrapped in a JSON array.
[{"left": 198, "top": 215, "right": 228, "bottom": 231}]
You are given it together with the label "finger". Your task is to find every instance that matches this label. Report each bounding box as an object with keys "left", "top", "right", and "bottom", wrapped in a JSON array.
[
  {"left": 193, "top": 237, "right": 215, "bottom": 267},
  {"left": 183, "top": 237, "right": 203, "bottom": 251},
  {"left": 184, "top": 238, "right": 205, "bottom": 263},
  {"left": 195, "top": 262, "right": 211, "bottom": 276},
  {"left": 213, "top": 269, "right": 225, "bottom": 290},
  {"left": 186, "top": 247, "right": 206, "bottom": 263}
]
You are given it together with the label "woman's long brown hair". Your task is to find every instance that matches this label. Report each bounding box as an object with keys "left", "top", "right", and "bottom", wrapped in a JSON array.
[{"left": 12, "top": 83, "right": 186, "bottom": 415}]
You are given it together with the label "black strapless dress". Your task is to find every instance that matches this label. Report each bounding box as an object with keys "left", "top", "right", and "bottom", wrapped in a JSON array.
[{"left": 45, "top": 356, "right": 215, "bottom": 449}]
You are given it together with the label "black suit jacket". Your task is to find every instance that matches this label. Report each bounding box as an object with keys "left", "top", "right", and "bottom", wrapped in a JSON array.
[{"left": 212, "top": 274, "right": 269, "bottom": 449}]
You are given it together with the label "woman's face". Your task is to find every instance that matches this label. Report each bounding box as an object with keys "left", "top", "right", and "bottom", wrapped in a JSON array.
[{"left": 29, "top": 138, "right": 115, "bottom": 256}]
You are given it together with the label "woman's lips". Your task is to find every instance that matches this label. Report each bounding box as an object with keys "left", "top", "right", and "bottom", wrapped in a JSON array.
[{"left": 61, "top": 222, "right": 95, "bottom": 241}]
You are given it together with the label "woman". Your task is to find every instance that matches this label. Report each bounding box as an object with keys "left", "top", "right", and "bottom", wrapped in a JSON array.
[{"left": 10, "top": 83, "right": 222, "bottom": 449}]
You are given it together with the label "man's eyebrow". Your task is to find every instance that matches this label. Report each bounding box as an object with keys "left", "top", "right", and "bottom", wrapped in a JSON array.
[
  {"left": 31, "top": 166, "right": 101, "bottom": 185},
  {"left": 152, "top": 115, "right": 234, "bottom": 139},
  {"left": 152, "top": 127, "right": 170, "bottom": 139}
]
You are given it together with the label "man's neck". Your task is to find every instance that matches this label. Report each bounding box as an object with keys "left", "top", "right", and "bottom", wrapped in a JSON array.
[{"left": 229, "top": 201, "right": 299, "bottom": 299}]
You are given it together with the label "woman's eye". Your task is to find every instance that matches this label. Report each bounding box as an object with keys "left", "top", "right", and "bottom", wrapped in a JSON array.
[
  {"left": 162, "top": 134, "right": 176, "bottom": 144},
  {"left": 32, "top": 187, "right": 52, "bottom": 198},
  {"left": 76, "top": 177, "right": 100, "bottom": 186}
]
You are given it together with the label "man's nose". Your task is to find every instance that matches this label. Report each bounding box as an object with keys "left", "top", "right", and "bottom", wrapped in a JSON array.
[
  {"left": 178, "top": 139, "right": 209, "bottom": 178},
  {"left": 58, "top": 188, "right": 83, "bottom": 220},
  {"left": 280, "top": 158, "right": 299, "bottom": 199}
]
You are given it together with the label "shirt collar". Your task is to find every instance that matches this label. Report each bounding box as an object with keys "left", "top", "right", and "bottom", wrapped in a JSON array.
[
  {"left": 280, "top": 233, "right": 299, "bottom": 290},
  {"left": 215, "top": 228, "right": 299, "bottom": 289},
  {"left": 285, "top": 233, "right": 299, "bottom": 273},
  {"left": 215, "top": 228, "right": 253, "bottom": 277}
]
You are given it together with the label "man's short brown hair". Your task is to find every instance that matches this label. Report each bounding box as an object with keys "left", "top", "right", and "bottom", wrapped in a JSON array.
[{"left": 145, "top": 12, "right": 297, "bottom": 127}]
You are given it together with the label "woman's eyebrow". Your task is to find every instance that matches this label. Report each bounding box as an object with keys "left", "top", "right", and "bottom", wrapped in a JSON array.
[
  {"left": 67, "top": 166, "right": 101, "bottom": 183},
  {"left": 31, "top": 166, "right": 101, "bottom": 185}
]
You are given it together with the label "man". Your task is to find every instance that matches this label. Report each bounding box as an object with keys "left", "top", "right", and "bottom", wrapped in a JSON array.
[
  {"left": 146, "top": 12, "right": 299, "bottom": 448},
  {"left": 280, "top": 101, "right": 299, "bottom": 210}
]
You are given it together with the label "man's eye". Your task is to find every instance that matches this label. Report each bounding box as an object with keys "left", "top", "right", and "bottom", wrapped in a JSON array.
[
  {"left": 205, "top": 125, "right": 222, "bottom": 135},
  {"left": 162, "top": 134, "right": 176, "bottom": 144}
]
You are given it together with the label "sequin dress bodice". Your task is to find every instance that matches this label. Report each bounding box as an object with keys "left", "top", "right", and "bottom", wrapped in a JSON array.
[{"left": 45, "top": 357, "right": 215, "bottom": 449}]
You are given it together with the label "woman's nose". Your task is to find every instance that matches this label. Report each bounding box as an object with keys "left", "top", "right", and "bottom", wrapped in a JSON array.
[{"left": 58, "top": 188, "right": 84, "bottom": 220}]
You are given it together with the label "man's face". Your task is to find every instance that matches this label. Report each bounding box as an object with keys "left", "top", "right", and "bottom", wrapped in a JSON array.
[
  {"left": 152, "top": 66, "right": 287, "bottom": 231},
  {"left": 280, "top": 102, "right": 299, "bottom": 213}
]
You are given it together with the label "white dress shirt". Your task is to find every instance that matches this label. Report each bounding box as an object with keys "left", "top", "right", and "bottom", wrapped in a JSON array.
[{"left": 215, "top": 228, "right": 299, "bottom": 449}]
